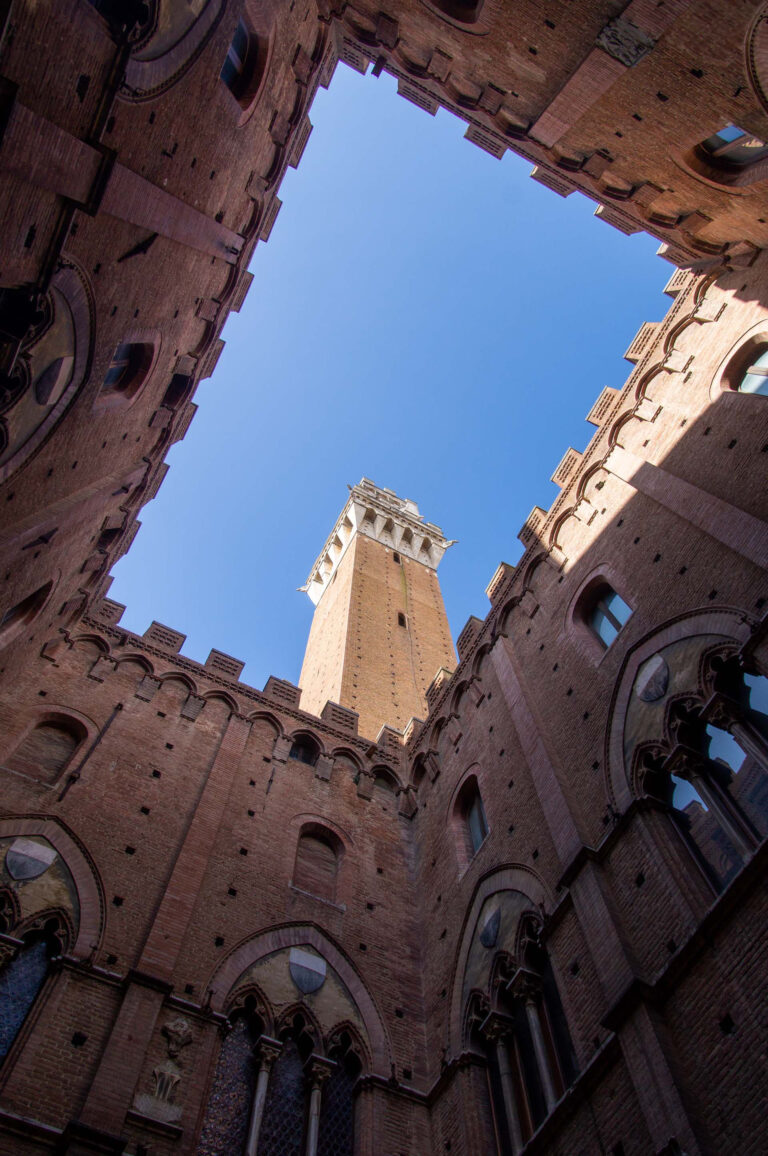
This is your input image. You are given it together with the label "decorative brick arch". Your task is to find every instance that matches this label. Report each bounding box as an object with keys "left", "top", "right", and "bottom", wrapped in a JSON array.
[
  {"left": 0, "top": 816, "right": 105, "bottom": 957},
  {"left": 448, "top": 864, "right": 551, "bottom": 1058},
  {"left": 206, "top": 924, "right": 391, "bottom": 1076},
  {"left": 605, "top": 608, "right": 754, "bottom": 811}
]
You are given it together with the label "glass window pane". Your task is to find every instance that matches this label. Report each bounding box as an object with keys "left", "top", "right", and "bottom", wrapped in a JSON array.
[
  {"left": 671, "top": 774, "right": 741, "bottom": 889},
  {"left": 591, "top": 605, "right": 618, "bottom": 646},
  {"left": 745, "top": 673, "right": 768, "bottom": 716},
  {"left": 739, "top": 371, "right": 768, "bottom": 395},
  {"left": 706, "top": 724, "right": 746, "bottom": 772},
  {"left": 716, "top": 125, "right": 747, "bottom": 143},
  {"left": 603, "top": 589, "right": 632, "bottom": 626},
  {"left": 467, "top": 795, "right": 488, "bottom": 854}
]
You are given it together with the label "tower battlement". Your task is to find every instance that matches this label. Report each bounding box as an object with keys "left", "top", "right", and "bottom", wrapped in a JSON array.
[
  {"left": 299, "top": 480, "right": 456, "bottom": 738},
  {"left": 301, "top": 478, "right": 454, "bottom": 607}
]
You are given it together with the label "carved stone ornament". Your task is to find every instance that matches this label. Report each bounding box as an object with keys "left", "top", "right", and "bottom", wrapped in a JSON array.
[
  {"left": 597, "top": 17, "right": 656, "bottom": 68},
  {"left": 134, "top": 1058, "right": 183, "bottom": 1124},
  {"left": 289, "top": 946, "right": 327, "bottom": 994},
  {"left": 4, "top": 837, "right": 57, "bottom": 881},
  {"left": 162, "top": 1016, "right": 193, "bottom": 1058},
  {"left": 635, "top": 653, "right": 670, "bottom": 702}
]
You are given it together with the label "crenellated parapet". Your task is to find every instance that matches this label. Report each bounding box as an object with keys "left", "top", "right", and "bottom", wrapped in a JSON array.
[{"left": 300, "top": 477, "right": 454, "bottom": 607}]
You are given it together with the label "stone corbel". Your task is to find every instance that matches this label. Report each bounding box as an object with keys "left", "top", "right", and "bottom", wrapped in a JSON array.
[
  {"left": 356, "top": 771, "right": 374, "bottom": 800},
  {"left": 180, "top": 695, "right": 205, "bottom": 721},
  {"left": 135, "top": 676, "right": 160, "bottom": 702},
  {"left": 397, "top": 788, "right": 417, "bottom": 819},
  {"left": 272, "top": 736, "right": 292, "bottom": 764},
  {"left": 315, "top": 754, "right": 333, "bottom": 782},
  {"left": 89, "top": 655, "right": 116, "bottom": 682},
  {"left": 468, "top": 678, "right": 485, "bottom": 706}
]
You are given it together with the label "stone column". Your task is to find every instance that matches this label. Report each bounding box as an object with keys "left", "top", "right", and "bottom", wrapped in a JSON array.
[
  {"left": 481, "top": 1013, "right": 523, "bottom": 1155},
  {"left": 506, "top": 972, "right": 559, "bottom": 1113},
  {"left": 522, "top": 994, "right": 558, "bottom": 1112},
  {"left": 666, "top": 746, "right": 756, "bottom": 859},
  {"left": 244, "top": 1038, "right": 282, "bottom": 1156},
  {"left": 304, "top": 1055, "right": 335, "bottom": 1156}
]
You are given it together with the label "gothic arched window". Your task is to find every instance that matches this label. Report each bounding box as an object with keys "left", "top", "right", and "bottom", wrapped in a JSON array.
[
  {"left": 454, "top": 775, "right": 489, "bottom": 867},
  {"left": 6, "top": 716, "right": 86, "bottom": 783},
  {"left": 197, "top": 998, "right": 265, "bottom": 1156},
  {"left": 639, "top": 661, "right": 768, "bottom": 892},
  {"left": 470, "top": 919, "right": 577, "bottom": 1153},
  {"left": 699, "top": 125, "right": 768, "bottom": 168},
  {"left": 0, "top": 917, "right": 67, "bottom": 1063},
  {"left": 437, "top": 1, "right": 484, "bottom": 26},
  {"left": 257, "top": 1014, "right": 316, "bottom": 1156},
  {"left": 318, "top": 1032, "right": 363, "bottom": 1156},
  {"left": 0, "top": 581, "right": 53, "bottom": 649}
]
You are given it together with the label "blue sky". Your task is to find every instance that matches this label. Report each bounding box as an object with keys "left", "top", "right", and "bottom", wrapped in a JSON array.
[{"left": 110, "top": 62, "right": 671, "bottom": 690}]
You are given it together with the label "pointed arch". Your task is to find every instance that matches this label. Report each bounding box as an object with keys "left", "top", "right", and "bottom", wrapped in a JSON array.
[
  {"left": 329, "top": 746, "right": 363, "bottom": 772},
  {"left": 605, "top": 608, "right": 754, "bottom": 811},
  {"left": 206, "top": 924, "right": 391, "bottom": 1076},
  {"left": 0, "top": 817, "right": 105, "bottom": 957},
  {"left": 201, "top": 689, "right": 239, "bottom": 713},
  {"left": 244, "top": 709, "right": 283, "bottom": 737},
  {"left": 448, "top": 865, "right": 552, "bottom": 1058}
]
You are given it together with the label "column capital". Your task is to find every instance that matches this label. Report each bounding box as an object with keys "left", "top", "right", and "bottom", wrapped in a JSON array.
[
  {"left": 506, "top": 966, "right": 543, "bottom": 1005},
  {"left": 479, "top": 1011, "right": 515, "bottom": 1044},
  {"left": 255, "top": 1035, "right": 282, "bottom": 1068},
  {"left": 305, "top": 1054, "right": 336, "bottom": 1086}
]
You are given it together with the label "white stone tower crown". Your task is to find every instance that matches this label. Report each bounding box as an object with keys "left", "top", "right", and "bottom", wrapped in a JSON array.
[{"left": 300, "top": 477, "right": 455, "bottom": 606}]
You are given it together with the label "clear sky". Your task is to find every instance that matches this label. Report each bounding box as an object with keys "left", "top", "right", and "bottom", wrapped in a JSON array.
[{"left": 110, "top": 61, "right": 671, "bottom": 691}]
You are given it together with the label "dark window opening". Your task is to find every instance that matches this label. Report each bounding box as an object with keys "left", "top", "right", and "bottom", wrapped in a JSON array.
[{"left": 288, "top": 734, "right": 319, "bottom": 766}]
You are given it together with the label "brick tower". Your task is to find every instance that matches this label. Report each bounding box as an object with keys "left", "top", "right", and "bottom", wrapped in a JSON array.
[{"left": 299, "top": 478, "right": 456, "bottom": 738}]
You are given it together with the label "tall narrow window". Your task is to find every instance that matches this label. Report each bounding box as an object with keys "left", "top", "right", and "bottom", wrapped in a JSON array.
[
  {"left": 0, "top": 918, "right": 66, "bottom": 1062},
  {"left": 0, "top": 581, "right": 53, "bottom": 648},
  {"left": 589, "top": 587, "right": 632, "bottom": 648},
  {"left": 197, "top": 1006, "right": 263, "bottom": 1156},
  {"left": 220, "top": 17, "right": 267, "bottom": 112},
  {"left": 6, "top": 717, "right": 85, "bottom": 783},
  {"left": 737, "top": 348, "right": 768, "bottom": 395},
  {"left": 221, "top": 18, "right": 248, "bottom": 93},
  {"left": 293, "top": 826, "right": 341, "bottom": 903},
  {"left": 454, "top": 776, "right": 489, "bottom": 866},
  {"left": 467, "top": 791, "right": 489, "bottom": 854},
  {"left": 699, "top": 125, "right": 768, "bottom": 167}
]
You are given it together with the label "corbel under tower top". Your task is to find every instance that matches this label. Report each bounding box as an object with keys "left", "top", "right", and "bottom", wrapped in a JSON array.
[{"left": 299, "top": 479, "right": 456, "bottom": 739}]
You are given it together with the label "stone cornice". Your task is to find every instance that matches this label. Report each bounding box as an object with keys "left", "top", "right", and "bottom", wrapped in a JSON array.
[
  {"left": 301, "top": 477, "right": 454, "bottom": 606},
  {"left": 79, "top": 616, "right": 403, "bottom": 763}
]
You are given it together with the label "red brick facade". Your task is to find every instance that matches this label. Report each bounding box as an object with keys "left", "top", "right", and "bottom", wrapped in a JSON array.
[{"left": 1, "top": 2, "right": 768, "bottom": 1154}]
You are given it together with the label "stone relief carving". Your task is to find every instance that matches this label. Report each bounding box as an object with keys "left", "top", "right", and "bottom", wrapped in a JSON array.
[
  {"left": 133, "top": 1017, "right": 194, "bottom": 1124},
  {"left": 597, "top": 18, "right": 655, "bottom": 68}
]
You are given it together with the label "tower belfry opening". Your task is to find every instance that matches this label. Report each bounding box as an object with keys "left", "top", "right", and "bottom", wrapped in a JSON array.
[{"left": 299, "top": 478, "right": 456, "bottom": 738}]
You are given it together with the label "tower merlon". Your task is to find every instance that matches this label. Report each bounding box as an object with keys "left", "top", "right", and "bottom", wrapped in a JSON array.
[{"left": 300, "top": 477, "right": 454, "bottom": 606}]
